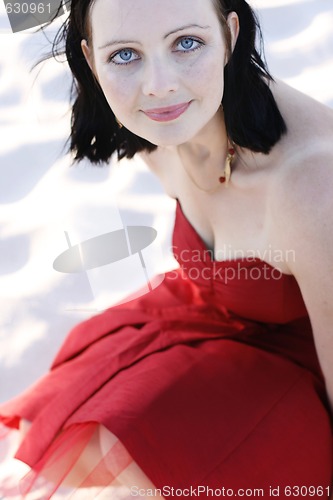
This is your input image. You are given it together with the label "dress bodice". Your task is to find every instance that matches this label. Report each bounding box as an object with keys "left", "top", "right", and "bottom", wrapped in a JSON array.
[{"left": 172, "top": 199, "right": 308, "bottom": 325}]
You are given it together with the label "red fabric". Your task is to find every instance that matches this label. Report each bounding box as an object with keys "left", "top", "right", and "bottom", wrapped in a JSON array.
[{"left": 0, "top": 199, "right": 332, "bottom": 497}]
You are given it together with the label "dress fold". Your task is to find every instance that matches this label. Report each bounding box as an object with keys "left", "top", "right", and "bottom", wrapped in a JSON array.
[{"left": 0, "top": 200, "right": 332, "bottom": 497}]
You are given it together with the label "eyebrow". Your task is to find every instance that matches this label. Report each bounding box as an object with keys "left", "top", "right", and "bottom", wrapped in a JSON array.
[{"left": 98, "top": 24, "right": 210, "bottom": 50}]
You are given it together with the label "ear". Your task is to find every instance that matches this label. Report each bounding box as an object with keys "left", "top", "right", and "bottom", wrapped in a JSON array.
[
  {"left": 227, "top": 12, "right": 240, "bottom": 53},
  {"left": 81, "top": 39, "right": 95, "bottom": 72}
]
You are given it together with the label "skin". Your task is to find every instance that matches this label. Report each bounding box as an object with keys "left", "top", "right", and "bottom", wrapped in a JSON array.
[
  {"left": 81, "top": 0, "right": 239, "bottom": 155},
  {"left": 23, "top": 0, "right": 333, "bottom": 493}
]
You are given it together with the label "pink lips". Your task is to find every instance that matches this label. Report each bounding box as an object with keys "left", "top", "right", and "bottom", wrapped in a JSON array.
[{"left": 142, "top": 102, "right": 191, "bottom": 122}]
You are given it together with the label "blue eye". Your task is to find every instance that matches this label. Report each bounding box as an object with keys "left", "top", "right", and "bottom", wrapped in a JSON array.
[
  {"left": 110, "top": 49, "right": 140, "bottom": 65},
  {"left": 176, "top": 37, "right": 202, "bottom": 52},
  {"left": 180, "top": 38, "right": 194, "bottom": 50}
]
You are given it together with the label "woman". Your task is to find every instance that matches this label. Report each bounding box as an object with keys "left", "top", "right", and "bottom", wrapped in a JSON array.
[{"left": 0, "top": 0, "right": 332, "bottom": 497}]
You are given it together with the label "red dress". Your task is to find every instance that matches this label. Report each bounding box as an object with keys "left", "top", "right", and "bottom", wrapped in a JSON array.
[{"left": 0, "top": 200, "right": 332, "bottom": 498}]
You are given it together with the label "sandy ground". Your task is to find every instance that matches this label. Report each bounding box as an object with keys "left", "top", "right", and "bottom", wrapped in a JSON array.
[{"left": 0, "top": 0, "right": 332, "bottom": 494}]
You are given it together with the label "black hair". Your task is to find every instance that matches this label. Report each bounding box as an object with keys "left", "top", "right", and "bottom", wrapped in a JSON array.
[
  {"left": 51, "top": 0, "right": 286, "bottom": 163},
  {"left": 217, "top": 0, "right": 287, "bottom": 154}
]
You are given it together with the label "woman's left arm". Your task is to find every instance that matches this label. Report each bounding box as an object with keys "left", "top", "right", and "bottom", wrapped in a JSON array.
[{"left": 275, "top": 156, "right": 333, "bottom": 415}]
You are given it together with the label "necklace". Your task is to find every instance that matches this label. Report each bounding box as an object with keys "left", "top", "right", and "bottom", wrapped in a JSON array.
[
  {"left": 219, "top": 146, "right": 235, "bottom": 186},
  {"left": 182, "top": 143, "right": 236, "bottom": 193}
]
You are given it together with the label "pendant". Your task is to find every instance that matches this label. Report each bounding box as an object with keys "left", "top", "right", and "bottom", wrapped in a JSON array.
[{"left": 219, "top": 147, "right": 235, "bottom": 186}]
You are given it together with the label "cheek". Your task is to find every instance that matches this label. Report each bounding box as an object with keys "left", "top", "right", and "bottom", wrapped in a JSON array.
[
  {"left": 96, "top": 66, "right": 138, "bottom": 111},
  {"left": 184, "top": 50, "right": 225, "bottom": 98}
]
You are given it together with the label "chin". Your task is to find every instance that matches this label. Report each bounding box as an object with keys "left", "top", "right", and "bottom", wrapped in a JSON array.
[{"left": 137, "top": 128, "right": 198, "bottom": 148}]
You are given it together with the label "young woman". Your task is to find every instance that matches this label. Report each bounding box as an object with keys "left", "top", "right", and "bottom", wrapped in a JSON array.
[{"left": 1, "top": 0, "right": 333, "bottom": 497}]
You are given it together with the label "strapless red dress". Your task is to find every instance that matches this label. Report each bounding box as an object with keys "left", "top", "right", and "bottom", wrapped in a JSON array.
[{"left": 0, "top": 200, "right": 332, "bottom": 498}]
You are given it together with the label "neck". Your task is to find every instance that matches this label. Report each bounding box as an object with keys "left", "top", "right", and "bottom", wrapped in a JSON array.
[
  {"left": 179, "top": 107, "right": 228, "bottom": 161},
  {"left": 166, "top": 108, "right": 231, "bottom": 191}
]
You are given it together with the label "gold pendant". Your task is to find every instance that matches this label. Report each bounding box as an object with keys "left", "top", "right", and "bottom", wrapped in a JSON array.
[{"left": 219, "top": 147, "right": 235, "bottom": 187}]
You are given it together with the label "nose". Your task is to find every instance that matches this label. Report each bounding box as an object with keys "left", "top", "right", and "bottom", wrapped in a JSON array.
[{"left": 141, "top": 56, "right": 179, "bottom": 98}]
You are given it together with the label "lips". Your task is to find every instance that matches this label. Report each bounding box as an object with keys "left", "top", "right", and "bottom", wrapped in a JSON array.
[{"left": 142, "top": 101, "right": 191, "bottom": 122}]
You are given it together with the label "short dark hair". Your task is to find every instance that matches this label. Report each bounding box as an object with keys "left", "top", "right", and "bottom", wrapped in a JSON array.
[
  {"left": 216, "top": 0, "right": 287, "bottom": 154},
  {"left": 52, "top": 0, "right": 287, "bottom": 163}
]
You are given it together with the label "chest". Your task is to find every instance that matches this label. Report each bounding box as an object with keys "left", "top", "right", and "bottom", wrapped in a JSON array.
[
  {"left": 173, "top": 199, "right": 308, "bottom": 324},
  {"left": 142, "top": 150, "right": 292, "bottom": 275},
  {"left": 184, "top": 188, "right": 294, "bottom": 275},
  {"left": 176, "top": 178, "right": 292, "bottom": 273}
]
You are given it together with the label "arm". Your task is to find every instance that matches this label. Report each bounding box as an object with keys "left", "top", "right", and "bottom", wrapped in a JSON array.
[
  {"left": 274, "top": 155, "right": 333, "bottom": 415},
  {"left": 273, "top": 155, "right": 333, "bottom": 497}
]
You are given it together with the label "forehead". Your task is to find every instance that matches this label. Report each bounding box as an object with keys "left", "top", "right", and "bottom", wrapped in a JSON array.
[{"left": 89, "top": 0, "right": 221, "bottom": 43}]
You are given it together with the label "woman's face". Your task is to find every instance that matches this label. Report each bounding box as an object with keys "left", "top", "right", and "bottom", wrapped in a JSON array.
[{"left": 82, "top": 0, "right": 238, "bottom": 147}]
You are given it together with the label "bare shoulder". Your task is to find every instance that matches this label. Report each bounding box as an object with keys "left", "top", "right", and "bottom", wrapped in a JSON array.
[
  {"left": 269, "top": 141, "right": 333, "bottom": 281},
  {"left": 269, "top": 87, "right": 333, "bottom": 410},
  {"left": 270, "top": 81, "right": 333, "bottom": 232},
  {"left": 271, "top": 142, "right": 333, "bottom": 237},
  {"left": 276, "top": 144, "right": 333, "bottom": 213}
]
